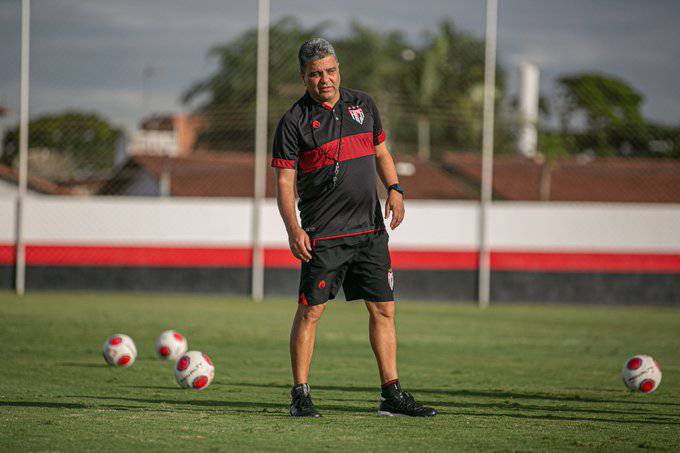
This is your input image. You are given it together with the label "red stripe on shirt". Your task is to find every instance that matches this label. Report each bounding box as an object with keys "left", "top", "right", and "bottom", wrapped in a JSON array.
[
  {"left": 271, "top": 158, "right": 295, "bottom": 169},
  {"left": 375, "top": 130, "right": 386, "bottom": 145},
  {"left": 298, "top": 132, "right": 375, "bottom": 173}
]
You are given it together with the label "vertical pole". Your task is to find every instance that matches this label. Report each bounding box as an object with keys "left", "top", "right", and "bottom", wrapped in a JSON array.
[
  {"left": 478, "top": 0, "right": 497, "bottom": 309},
  {"left": 15, "top": 0, "right": 31, "bottom": 297},
  {"left": 251, "top": 0, "right": 269, "bottom": 302}
]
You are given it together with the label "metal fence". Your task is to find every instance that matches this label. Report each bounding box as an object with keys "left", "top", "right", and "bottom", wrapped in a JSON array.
[
  {"left": 1, "top": 0, "right": 679, "bottom": 301},
  {"left": 2, "top": 1, "right": 678, "bottom": 200}
]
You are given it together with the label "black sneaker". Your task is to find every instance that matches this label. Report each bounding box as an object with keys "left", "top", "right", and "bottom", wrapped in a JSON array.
[
  {"left": 378, "top": 381, "right": 437, "bottom": 417},
  {"left": 289, "top": 383, "right": 321, "bottom": 418}
]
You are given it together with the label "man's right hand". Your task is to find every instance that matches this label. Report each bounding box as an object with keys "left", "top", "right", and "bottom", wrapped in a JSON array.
[{"left": 289, "top": 227, "right": 313, "bottom": 263}]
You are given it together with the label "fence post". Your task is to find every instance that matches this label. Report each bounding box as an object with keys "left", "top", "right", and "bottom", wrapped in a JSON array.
[
  {"left": 15, "top": 0, "right": 31, "bottom": 297},
  {"left": 478, "top": 0, "right": 497, "bottom": 309},
  {"left": 251, "top": 0, "right": 270, "bottom": 302}
]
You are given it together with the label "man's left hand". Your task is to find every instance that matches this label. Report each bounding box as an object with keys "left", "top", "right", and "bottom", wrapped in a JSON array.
[{"left": 385, "top": 191, "right": 405, "bottom": 230}]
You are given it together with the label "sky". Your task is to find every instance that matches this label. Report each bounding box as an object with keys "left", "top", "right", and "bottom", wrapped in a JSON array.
[{"left": 1, "top": 0, "right": 679, "bottom": 134}]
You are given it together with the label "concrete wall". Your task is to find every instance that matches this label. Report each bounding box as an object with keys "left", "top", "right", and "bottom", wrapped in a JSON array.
[{"left": 1, "top": 196, "right": 679, "bottom": 304}]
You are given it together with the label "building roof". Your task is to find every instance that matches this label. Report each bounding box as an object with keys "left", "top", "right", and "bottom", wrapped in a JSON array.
[
  {"left": 443, "top": 152, "right": 680, "bottom": 203},
  {"left": 387, "top": 155, "right": 478, "bottom": 200},
  {"left": 99, "top": 152, "right": 477, "bottom": 199},
  {"left": 0, "top": 164, "right": 73, "bottom": 195},
  {"left": 99, "top": 152, "right": 278, "bottom": 197}
]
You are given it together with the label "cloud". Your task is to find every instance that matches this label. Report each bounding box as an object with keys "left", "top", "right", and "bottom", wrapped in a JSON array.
[{"left": 1, "top": 0, "right": 679, "bottom": 130}]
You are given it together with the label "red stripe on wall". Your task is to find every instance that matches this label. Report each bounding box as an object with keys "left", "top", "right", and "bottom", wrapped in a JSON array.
[
  {"left": 23, "top": 245, "right": 252, "bottom": 268},
  {"left": 491, "top": 251, "right": 680, "bottom": 274},
  {"left": 264, "top": 249, "right": 299, "bottom": 268},
  {"left": 391, "top": 250, "right": 479, "bottom": 270},
  {"left": 298, "top": 132, "right": 375, "bottom": 173},
  {"left": 1, "top": 244, "right": 679, "bottom": 273},
  {"left": 0, "top": 245, "right": 14, "bottom": 265}
]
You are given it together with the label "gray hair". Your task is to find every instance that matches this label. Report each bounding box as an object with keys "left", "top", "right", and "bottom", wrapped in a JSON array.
[{"left": 298, "top": 38, "right": 338, "bottom": 73}]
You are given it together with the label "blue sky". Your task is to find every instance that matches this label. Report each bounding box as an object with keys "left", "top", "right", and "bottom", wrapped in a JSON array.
[{"left": 1, "top": 0, "right": 679, "bottom": 133}]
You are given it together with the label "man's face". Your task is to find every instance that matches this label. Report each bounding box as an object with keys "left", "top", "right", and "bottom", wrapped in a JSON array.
[{"left": 301, "top": 55, "right": 341, "bottom": 104}]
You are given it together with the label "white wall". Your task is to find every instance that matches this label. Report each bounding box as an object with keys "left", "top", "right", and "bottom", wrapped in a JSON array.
[
  {"left": 1, "top": 195, "right": 251, "bottom": 246},
  {"left": 1, "top": 196, "right": 680, "bottom": 253},
  {"left": 0, "top": 197, "right": 15, "bottom": 243},
  {"left": 489, "top": 202, "right": 680, "bottom": 253}
]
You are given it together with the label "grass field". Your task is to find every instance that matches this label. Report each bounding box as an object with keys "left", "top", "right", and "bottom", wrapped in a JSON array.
[{"left": 1, "top": 292, "right": 679, "bottom": 451}]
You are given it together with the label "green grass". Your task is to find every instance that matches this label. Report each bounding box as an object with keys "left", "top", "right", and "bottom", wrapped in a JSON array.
[{"left": 1, "top": 292, "right": 679, "bottom": 451}]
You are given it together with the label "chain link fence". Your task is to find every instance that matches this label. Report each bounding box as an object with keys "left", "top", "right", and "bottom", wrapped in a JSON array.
[{"left": 0, "top": 0, "right": 678, "bottom": 202}]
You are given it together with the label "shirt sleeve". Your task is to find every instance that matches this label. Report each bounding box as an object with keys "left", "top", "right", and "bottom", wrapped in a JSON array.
[
  {"left": 271, "top": 113, "right": 299, "bottom": 169},
  {"left": 368, "top": 97, "right": 387, "bottom": 146}
]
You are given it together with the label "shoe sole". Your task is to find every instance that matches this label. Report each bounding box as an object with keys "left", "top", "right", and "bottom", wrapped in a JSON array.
[
  {"left": 377, "top": 410, "right": 437, "bottom": 417},
  {"left": 377, "top": 410, "right": 408, "bottom": 417}
]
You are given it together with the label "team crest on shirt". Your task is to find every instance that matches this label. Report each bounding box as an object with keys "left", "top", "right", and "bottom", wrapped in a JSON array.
[
  {"left": 387, "top": 267, "right": 394, "bottom": 290},
  {"left": 348, "top": 106, "right": 365, "bottom": 125}
]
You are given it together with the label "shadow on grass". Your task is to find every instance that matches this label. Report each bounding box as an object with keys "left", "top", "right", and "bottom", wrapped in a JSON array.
[
  {"left": 0, "top": 401, "right": 181, "bottom": 413},
  {"left": 0, "top": 400, "right": 290, "bottom": 417},
  {"left": 0, "top": 401, "right": 90, "bottom": 409},
  {"left": 228, "top": 382, "right": 680, "bottom": 407},
  {"left": 72, "top": 395, "right": 373, "bottom": 414},
  {"left": 56, "top": 362, "right": 109, "bottom": 368},
  {"left": 125, "top": 385, "right": 184, "bottom": 390},
  {"left": 455, "top": 410, "right": 680, "bottom": 426},
  {"left": 422, "top": 399, "right": 680, "bottom": 420}
]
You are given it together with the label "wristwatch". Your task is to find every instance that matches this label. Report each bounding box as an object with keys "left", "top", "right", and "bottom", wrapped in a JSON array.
[{"left": 387, "top": 183, "right": 404, "bottom": 196}]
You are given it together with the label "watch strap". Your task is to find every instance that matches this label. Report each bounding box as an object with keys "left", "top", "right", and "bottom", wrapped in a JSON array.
[{"left": 387, "top": 183, "right": 404, "bottom": 195}]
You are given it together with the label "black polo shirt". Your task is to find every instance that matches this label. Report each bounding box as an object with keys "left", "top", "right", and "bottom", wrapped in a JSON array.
[{"left": 271, "top": 87, "right": 387, "bottom": 241}]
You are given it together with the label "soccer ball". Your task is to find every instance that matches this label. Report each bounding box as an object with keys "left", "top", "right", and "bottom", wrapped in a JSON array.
[
  {"left": 621, "top": 355, "right": 662, "bottom": 393},
  {"left": 155, "top": 330, "right": 188, "bottom": 360},
  {"left": 175, "top": 351, "right": 215, "bottom": 390},
  {"left": 102, "top": 334, "right": 137, "bottom": 367}
]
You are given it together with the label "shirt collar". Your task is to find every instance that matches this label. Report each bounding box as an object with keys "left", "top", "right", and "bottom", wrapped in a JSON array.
[{"left": 304, "top": 88, "right": 345, "bottom": 111}]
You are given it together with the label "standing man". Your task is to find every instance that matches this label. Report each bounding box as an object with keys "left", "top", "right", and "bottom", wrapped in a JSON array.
[{"left": 272, "top": 38, "right": 436, "bottom": 418}]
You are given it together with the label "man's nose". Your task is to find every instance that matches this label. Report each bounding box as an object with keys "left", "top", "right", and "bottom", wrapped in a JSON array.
[{"left": 320, "top": 71, "right": 330, "bottom": 84}]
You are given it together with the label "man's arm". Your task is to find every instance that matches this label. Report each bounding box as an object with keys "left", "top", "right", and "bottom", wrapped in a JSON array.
[
  {"left": 375, "top": 142, "right": 404, "bottom": 230},
  {"left": 276, "top": 168, "right": 312, "bottom": 262}
]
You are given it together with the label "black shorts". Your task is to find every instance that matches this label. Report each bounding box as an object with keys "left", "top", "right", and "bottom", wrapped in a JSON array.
[{"left": 298, "top": 229, "right": 394, "bottom": 306}]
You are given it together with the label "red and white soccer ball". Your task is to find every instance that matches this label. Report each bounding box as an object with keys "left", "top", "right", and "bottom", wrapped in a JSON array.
[
  {"left": 621, "top": 354, "right": 662, "bottom": 393},
  {"left": 102, "top": 334, "right": 137, "bottom": 367},
  {"left": 174, "top": 351, "right": 215, "bottom": 390},
  {"left": 155, "top": 330, "right": 188, "bottom": 361}
]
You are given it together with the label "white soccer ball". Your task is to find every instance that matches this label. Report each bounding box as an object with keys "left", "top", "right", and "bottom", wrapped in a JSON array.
[
  {"left": 155, "top": 330, "right": 188, "bottom": 360},
  {"left": 621, "top": 354, "right": 662, "bottom": 393},
  {"left": 175, "top": 351, "right": 215, "bottom": 390},
  {"left": 102, "top": 334, "right": 137, "bottom": 367}
]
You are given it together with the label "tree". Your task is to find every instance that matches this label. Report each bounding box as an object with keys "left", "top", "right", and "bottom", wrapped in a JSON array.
[
  {"left": 182, "top": 17, "right": 506, "bottom": 158},
  {"left": 388, "top": 20, "right": 506, "bottom": 158},
  {"left": 1, "top": 111, "right": 121, "bottom": 174},
  {"left": 556, "top": 73, "right": 650, "bottom": 155},
  {"left": 182, "top": 17, "right": 328, "bottom": 151}
]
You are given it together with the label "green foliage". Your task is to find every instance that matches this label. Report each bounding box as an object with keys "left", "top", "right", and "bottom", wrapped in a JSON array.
[
  {"left": 182, "top": 17, "right": 327, "bottom": 150},
  {"left": 1, "top": 111, "right": 121, "bottom": 172},
  {"left": 538, "top": 131, "right": 571, "bottom": 161},
  {"left": 182, "top": 17, "right": 504, "bottom": 156},
  {"left": 556, "top": 73, "right": 653, "bottom": 155},
  {"left": 391, "top": 21, "right": 503, "bottom": 156},
  {"left": 1, "top": 292, "right": 679, "bottom": 450}
]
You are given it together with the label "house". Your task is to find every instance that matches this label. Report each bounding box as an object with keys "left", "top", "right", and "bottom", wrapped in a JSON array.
[
  {"left": 0, "top": 164, "right": 72, "bottom": 196},
  {"left": 99, "top": 152, "right": 278, "bottom": 197},
  {"left": 98, "top": 152, "right": 477, "bottom": 199},
  {"left": 443, "top": 152, "right": 680, "bottom": 203},
  {"left": 125, "top": 113, "right": 207, "bottom": 159}
]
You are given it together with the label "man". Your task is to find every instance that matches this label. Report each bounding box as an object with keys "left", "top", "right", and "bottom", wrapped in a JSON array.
[{"left": 271, "top": 38, "right": 436, "bottom": 418}]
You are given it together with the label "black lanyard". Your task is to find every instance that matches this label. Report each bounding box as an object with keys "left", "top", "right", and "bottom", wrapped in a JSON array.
[{"left": 311, "top": 102, "right": 343, "bottom": 190}]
